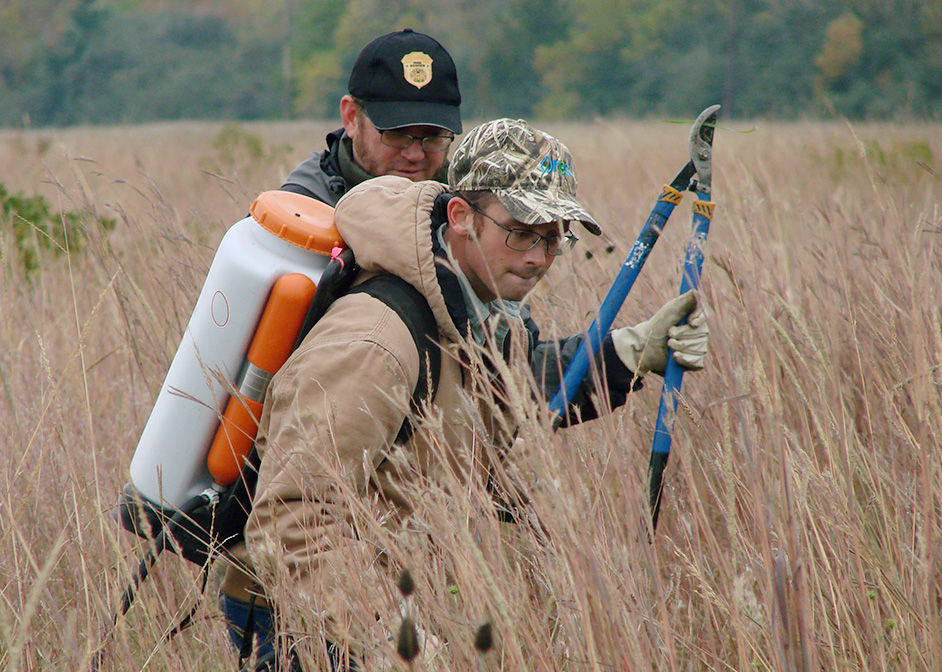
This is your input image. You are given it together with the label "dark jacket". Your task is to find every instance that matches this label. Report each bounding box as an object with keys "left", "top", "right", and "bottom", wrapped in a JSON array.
[{"left": 279, "top": 128, "right": 362, "bottom": 206}]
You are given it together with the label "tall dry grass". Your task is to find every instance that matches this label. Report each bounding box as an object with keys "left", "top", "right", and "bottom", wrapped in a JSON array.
[{"left": 0, "top": 116, "right": 939, "bottom": 671}]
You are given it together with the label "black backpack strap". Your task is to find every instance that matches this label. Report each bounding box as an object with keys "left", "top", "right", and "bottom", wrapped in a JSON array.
[
  {"left": 294, "top": 248, "right": 359, "bottom": 350},
  {"left": 349, "top": 275, "right": 441, "bottom": 443}
]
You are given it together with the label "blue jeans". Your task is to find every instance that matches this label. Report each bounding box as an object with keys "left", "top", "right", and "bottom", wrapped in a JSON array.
[
  {"left": 219, "top": 592, "right": 358, "bottom": 671},
  {"left": 219, "top": 592, "right": 279, "bottom": 664}
]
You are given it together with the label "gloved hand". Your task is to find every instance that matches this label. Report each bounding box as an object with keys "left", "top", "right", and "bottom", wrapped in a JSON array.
[{"left": 612, "top": 290, "right": 709, "bottom": 376}]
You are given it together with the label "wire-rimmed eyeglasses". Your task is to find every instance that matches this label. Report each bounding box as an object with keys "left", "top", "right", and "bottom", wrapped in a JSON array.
[{"left": 468, "top": 203, "right": 578, "bottom": 256}]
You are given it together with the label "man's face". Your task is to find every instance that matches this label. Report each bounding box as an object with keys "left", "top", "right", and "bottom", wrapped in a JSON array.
[
  {"left": 343, "top": 100, "right": 450, "bottom": 182},
  {"left": 446, "top": 198, "right": 563, "bottom": 303}
]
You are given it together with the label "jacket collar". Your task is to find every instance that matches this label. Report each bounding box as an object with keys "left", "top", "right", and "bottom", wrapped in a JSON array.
[
  {"left": 430, "top": 216, "right": 470, "bottom": 340},
  {"left": 335, "top": 131, "right": 375, "bottom": 189}
]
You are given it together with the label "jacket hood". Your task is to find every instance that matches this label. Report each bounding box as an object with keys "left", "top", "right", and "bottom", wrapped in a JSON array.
[{"left": 333, "top": 175, "right": 462, "bottom": 343}]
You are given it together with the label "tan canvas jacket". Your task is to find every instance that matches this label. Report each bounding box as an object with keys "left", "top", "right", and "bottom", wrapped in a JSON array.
[{"left": 221, "top": 176, "right": 521, "bottom": 621}]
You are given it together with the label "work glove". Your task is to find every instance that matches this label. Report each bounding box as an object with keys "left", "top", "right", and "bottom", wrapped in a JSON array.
[{"left": 612, "top": 290, "right": 709, "bottom": 377}]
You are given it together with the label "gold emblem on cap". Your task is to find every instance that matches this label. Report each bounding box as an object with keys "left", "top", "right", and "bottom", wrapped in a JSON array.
[{"left": 401, "top": 51, "right": 433, "bottom": 89}]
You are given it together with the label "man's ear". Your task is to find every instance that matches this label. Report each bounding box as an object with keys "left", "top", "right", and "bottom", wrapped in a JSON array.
[
  {"left": 446, "top": 196, "right": 474, "bottom": 238},
  {"left": 340, "top": 95, "right": 360, "bottom": 137},
  {"left": 431, "top": 193, "right": 453, "bottom": 225}
]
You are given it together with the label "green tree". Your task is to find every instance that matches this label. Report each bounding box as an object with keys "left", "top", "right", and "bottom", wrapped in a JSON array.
[
  {"left": 815, "top": 0, "right": 941, "bottom": 118},
  {"left": 918, "top": 0, "right": 942, "bottom": 114},
  {"left": 723, "top": 0, "right": 836, "bottom": 118},
  {"left": 532, "top": 0, "right": 684, "bottom": 118},
  {"left": 458, "top": 0, "right": 573, "bottom": 120},
  {"left": 7, "top": 7, "right": 282, "bottom": 126},
  {"left": 815, "top": 12, "right": 863, "bottom": 87},
  {"left": 288, "top": 0, "right": 350, "bottom": 118},
  {"left": 34, "top": 0, "right": 111, "bottom": 125}
]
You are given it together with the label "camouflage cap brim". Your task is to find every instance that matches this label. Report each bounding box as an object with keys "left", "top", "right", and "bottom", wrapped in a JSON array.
[{"left": 494, "top": 188, "right": 601, "bottom": 236}]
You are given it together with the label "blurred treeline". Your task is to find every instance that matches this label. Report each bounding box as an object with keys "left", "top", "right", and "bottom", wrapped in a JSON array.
[{"left": 2, "top": 0, "right": 940, "bottom": 128}]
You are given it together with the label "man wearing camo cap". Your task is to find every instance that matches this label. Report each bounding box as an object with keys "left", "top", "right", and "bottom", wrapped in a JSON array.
[{"left": 222, "top": 118, "right": 710, "bottom": 670}]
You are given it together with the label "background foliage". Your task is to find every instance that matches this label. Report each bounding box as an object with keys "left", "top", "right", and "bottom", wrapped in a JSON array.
[{"left": 2, "top": 0, "right": 941, "bottom": 128}]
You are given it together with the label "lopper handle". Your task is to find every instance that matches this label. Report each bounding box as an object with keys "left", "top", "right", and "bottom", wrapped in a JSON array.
[{"left": 648, "top": 193, "right": 714, "bottom": 528}]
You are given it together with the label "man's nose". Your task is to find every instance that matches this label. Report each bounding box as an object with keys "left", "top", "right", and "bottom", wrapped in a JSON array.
[
  {"left": 521, "top": 241, "right": 550, "bottom": 266},
  {"left": 400, "top": 140, "right": 427, "bottom": 162}
]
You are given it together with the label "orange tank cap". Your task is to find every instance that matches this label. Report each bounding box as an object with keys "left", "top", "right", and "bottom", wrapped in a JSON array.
[{"left": 250, "top": 190, "right": 346, "bottom": 255}]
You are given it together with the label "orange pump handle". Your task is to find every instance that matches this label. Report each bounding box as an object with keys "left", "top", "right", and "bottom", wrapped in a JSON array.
[{"left": 206, "top": 273, "right": 317, "bottom": 486}]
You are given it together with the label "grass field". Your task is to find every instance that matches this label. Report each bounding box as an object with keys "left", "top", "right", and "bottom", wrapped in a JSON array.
[{"left": 0, "top": 116, "right": 940, "bottom": 671}]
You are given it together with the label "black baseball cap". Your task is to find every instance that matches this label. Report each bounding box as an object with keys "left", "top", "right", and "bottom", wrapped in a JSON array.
[{"left": 348, "top": 29, "right": 462, "bottom": 134}]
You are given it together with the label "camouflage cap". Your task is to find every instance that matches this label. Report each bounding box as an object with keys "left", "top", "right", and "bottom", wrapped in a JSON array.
[{"left": 447, "top": 118, "right": 601, "bottom": 235}]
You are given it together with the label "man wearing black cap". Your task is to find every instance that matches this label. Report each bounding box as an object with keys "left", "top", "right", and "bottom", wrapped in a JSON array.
[{"left": 279, "top": 29, "right": 462, "bottom": 205}]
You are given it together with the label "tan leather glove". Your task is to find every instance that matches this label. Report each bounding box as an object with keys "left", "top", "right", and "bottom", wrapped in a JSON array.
[{"left": 612, "top": 290, "right": 709, "bottom": 376}]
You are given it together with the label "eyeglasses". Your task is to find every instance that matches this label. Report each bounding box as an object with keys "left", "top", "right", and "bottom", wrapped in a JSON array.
[
  {"left": 355, "top": 101, "right": 454, "bottom": 153},
  {"left": 379, "top": 129, "right": 454, "bottom": 153},
  {"left": 468, "top": 203, "right": 578, "bottom": 256}
]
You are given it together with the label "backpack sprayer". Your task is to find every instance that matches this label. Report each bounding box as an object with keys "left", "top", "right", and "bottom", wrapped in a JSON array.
[
  {"left": 120, "top": 190, "right": 341, "bottom": 511},
  {"left": 114, "top": 191, "right": 343, "bottom": 612},
  {"left": 107, "top": 188, "right": 442, "bottom": 663}
]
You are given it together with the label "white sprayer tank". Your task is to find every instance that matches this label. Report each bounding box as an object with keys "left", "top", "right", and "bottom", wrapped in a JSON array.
[{"left": 128, "top": 191, "right": 341, "bottom": 509}]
